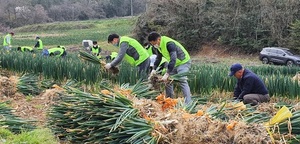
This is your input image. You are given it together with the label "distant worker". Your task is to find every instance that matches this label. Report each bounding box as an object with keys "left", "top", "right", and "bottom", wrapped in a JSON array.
[
  {"left": 105, "top": 52, "right": 118, "bottom": 62},
  {"left": 229, "top": 63, "right": 270, "bottom": 106},
  {"left": 3, "top": 32, "right": 14, "bottom": 50},
  {"left": 42, "top": 46, "right": 67, "bottom": 57},
  {"left": 105, "top": 34, "right": 150, "bottom": 77},
  {"left": 91, "top": 41, "right": 101, "bottom": 58},
  {"left": 147, "top": 32, "right": 192, "bottom": 104},
  {"left": 17, "top": 46, "right": 34, "bottom": 53},
  {"left": 144, "top": 43, "right": 168, "bottom": 74},
  {"left": 34, "top": 36, "right": 43, "bottom": 50}
]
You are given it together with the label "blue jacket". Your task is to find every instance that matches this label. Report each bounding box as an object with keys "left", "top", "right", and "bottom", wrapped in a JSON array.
[{"left": 234, "top": 69, "right": 268, "bottom": 99}]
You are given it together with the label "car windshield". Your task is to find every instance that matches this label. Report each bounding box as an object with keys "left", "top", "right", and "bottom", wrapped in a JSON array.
[{"left": 284, "top": 49, "right": 296, "bottom": 56}]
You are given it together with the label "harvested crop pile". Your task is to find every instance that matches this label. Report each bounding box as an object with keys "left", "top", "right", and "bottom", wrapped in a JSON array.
[
  {"left": 49, "top": 81, "right": 288, "bottom": 143},
  {"left": 0, "top": 76, "right": 18, "bottom": 96}
]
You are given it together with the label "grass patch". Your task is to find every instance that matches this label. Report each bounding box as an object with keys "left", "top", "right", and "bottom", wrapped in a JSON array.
[
  {"left": 0, "top": 128, "right": 59, "bottom": 144},
  {"left": 9, "top": 17, "right": 137, "bottom": 48}
]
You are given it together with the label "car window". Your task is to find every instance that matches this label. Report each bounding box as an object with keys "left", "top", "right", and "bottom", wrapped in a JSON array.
[
  {"left": 269, "top": 49, "right": 277, "bottom": 53},
  {"left": 276, "top": 50, "right": 284, "bottom": 55},
  {"left": 284, "top": 50, "right": 295, "bottom": 56}
]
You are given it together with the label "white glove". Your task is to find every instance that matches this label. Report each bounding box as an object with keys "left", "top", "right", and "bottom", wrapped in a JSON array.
[
  {"left": 105, "top": 63, "right": 112, "bottom": 69},
  {"left": 148, "top": 70, "right": 156, "bottom": 80},
  {"left": 161, "top": 73, "right": 169, "bottom": 81},
  {"left": 8, "top": 45, "right": 12, "bottom": 47}
]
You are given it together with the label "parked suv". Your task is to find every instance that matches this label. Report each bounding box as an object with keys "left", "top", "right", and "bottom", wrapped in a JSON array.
[{"left": 259, "top": 47, "right": 300, "bottom": 66}]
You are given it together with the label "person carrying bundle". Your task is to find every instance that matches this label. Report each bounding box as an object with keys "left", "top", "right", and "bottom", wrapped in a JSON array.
[{"left": 105, "top": 34, "right": 150, "bottom": 78}]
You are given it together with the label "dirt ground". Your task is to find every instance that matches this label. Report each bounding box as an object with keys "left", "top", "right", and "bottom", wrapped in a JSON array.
[{"left": 0, "top": 73, "right": 63, "bottom": 126}]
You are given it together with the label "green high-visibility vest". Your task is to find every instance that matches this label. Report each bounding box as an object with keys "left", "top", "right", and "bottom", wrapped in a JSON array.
[
  {"left": 111, "top": 52, "right": 118, "bottom": 59},
  {"left": 21, "top": 46, "right": 33, "bottom": 52},
  {"left": 37, "top": 39, "right": 43, "bottom": 50},
  {"left": 48, "top": 47, "right": 65, "bottom": 56},
  {"left": 147, "top": 45, "right": 168, "bottom": 66},
  {"left": 3, "top": 34, "right": 11, "bottom": 46},
  {"left": 158, "top": 36, "right": 190, "bottom": 67},
  {"left": 119, "top": 36, "right": 149, "bottom": 66},
  {"left": 92, "top": 46, "right": 100, "bottom": 55}
]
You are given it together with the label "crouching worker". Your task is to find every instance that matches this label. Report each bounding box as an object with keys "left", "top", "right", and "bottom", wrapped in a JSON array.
[
  {"left": 42, "top": 46, "right": 67, "bottom": 57},
  {"left": 229, "top": 63, "right": 270, "bottom": 106},
  {"left": 144, "top": 43, "right": 168, "bottom": 74},
  {"left": 105, "top": 52, "right": 118, "bottom": 62},
  {"left": 17, "top": 46, "right": 34, "bottom": 53},
  {"left": 91, "top": 41, "right": 101, "bottom": 59}
]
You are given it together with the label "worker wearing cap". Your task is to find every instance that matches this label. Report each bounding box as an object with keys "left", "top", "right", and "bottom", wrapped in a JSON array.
[
  {"left": 3, "top": 32, "right": 14, "bottom": 50},
  {"left": 17, "top": 46, "right": 34, "bottom": 52},
  {"left": 34, "top": 36, "right": 43, "bottom": 50},
  {"left": 42, "top": 46, "right": 66, "bottom": 57},
  {"left": 147, "top": 32, "right": 192, "bottom": 104},
  {"left": 105, "top": 34, "right": 150, "bottom": 77},
  {"left": 229, "top": 63, "right": 270, "bottom": 106}
]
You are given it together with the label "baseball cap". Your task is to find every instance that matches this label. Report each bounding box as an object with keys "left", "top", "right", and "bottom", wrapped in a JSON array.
[{"left": 229, "top": 63, "right": 243, "bottom": 76}]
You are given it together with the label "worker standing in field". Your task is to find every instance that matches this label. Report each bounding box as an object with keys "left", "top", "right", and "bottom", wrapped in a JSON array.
[
  {"left": 229, "top": 63, "right": 270, "bottom": 106},
  {"left": 17, "top": 46, "right": 34, "bottom": 52},
  {"left": 144, "top": 43, "right": 168, "bottom": 74},
  {"left": 147, "top": 32, "right": 192, "bottom": 104},
  {"left": 42, "top": 46, "right": 67, "bottom": 57},
  {"left": 3, "top": 32, "right": 14, "bottom": 50},
  {"left": 34, "top": 36, "right": 43, "bottom": 50},
  {"left": 105, "top": 34, "right": 150, "bottom": 78},
  {"left": 91, "top": 41, "right": 101, "bottom": 58}
]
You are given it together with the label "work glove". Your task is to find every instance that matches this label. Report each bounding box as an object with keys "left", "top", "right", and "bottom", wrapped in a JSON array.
[
  {"left": 148, "top": 70, "right": 156, "bottom": 80},
  {"left": 161, "top": 73, "right": 170, "bottom": 82},
  {"left": 105, "top": 63, "right": 112, "bottom": 69}
]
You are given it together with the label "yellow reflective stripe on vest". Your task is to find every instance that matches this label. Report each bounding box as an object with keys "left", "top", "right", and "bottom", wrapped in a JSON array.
[
  {"left": 158, "top": 36, "right": 190, "bottom": 67},
  {"left": 119, "top": 36, "right": 149, "bottom": 66}
]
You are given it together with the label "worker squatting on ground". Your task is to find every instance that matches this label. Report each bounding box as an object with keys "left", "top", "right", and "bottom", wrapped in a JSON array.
[
  {"left": 147, "top": 32, "right": 192, "bottom": 104},
  {"left": 144, "top": 43, "right": 168, "bottom": 74},
  {"left": 91, "top": 41, "right": 101, "bottom": 58},
  {"left": 42, "top": 46, "right": 67, "bottom": 57},
  {"left": 105, "top": 34, "right": 150, "bottom": 78},
  {"left": 105, "top": 52, "right": 118, "bottom": 62},
  {"left": 3, "top": 32, "right": 14, "bottom": 50},
  {"left": 17, "top": 46, "right": 34, "bottom": 52},
  {"left": 34, "top": 36, "right": 43, "bottom": 50},
  {"left": 229, "top": 63, "right": 270, "bottom": 106}
]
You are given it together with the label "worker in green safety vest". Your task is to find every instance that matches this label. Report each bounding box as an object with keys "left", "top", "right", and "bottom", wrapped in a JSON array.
[
  {"left": 91, "top": 41, "right": 101, "bottom": 59},
  {"left": 148, "top": 32, "right": 192, "bottom": 104},
  {"left": 17, "top": 46, "right": 34, "bottom": 52},
  {"left": 105, "top": 34, "right": 150, "bottom": 77},
  {"left": 105, "top": 52, "right": 118, "bottom": 62},
  {"left": 42, "top": 46, "right": 67, "bottom": 57},
  {"left": 144, "top": 43, "right": 168, "bottom": 74},
  {"left": 34, "top": 36, "right": 43, "bottom": 50},
  {"left": 3, "top": 32, "right": 14, "bottom": 50}
]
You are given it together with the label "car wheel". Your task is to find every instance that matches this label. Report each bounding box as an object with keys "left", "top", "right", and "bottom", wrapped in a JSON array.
[
  {"left": 286, "top": 60, "right": 294, "bottom": 67},
  {"left": 262, "top": 57, "right": 269, "bottom": 64}
]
